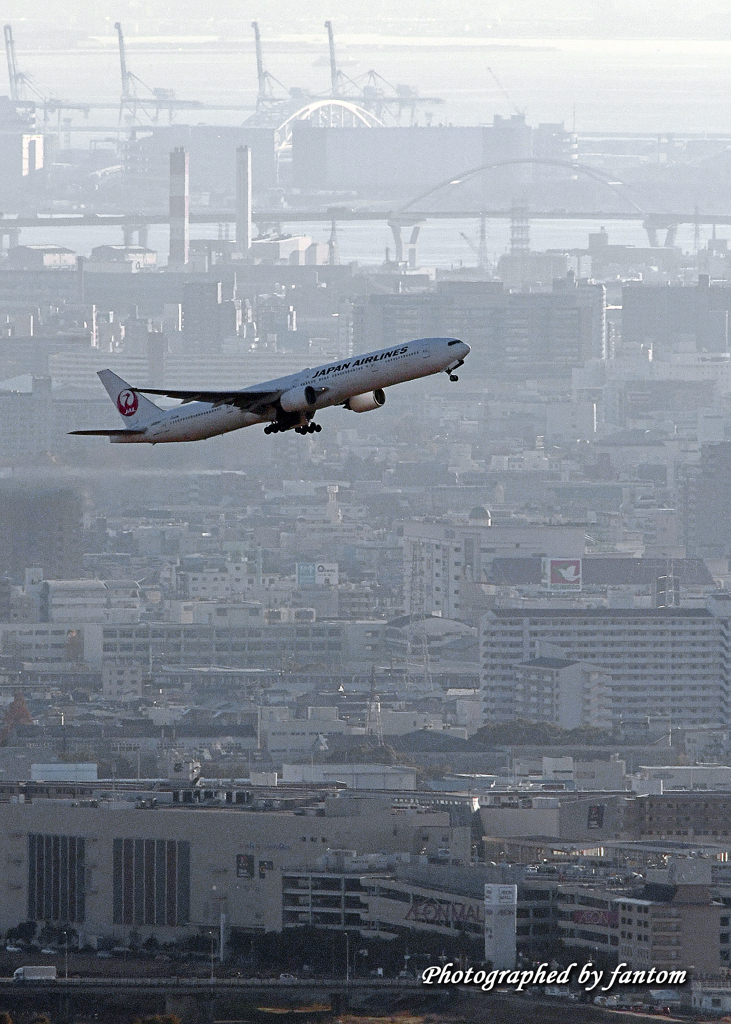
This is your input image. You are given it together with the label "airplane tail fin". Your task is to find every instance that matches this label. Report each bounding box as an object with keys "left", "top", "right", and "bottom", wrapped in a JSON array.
[{"left": 98, "top": 369, "right": 161, "bottom": 429}]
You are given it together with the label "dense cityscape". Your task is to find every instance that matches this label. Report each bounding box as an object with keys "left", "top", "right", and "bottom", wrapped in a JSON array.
[{"left": 5, "top": 3, "right": 731, "bottom": 1021}]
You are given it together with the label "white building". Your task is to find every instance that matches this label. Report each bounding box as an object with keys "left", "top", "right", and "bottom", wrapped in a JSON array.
[{"left": 513, "top": 656, "right": 612, "bottom": 730}]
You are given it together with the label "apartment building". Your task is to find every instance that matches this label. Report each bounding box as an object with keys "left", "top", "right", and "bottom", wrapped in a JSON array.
[
  {"left": 353, "top": 278, "right": 605, "bottom": 382},
  {"left": 99, "top": 620, "right": 385, "bottom": 672},
  {"left": 481, "top": 606, "right": 728, "bottom": 728},
  {"left": 513, "top": 656, "right": 612, "bottom": 730}
]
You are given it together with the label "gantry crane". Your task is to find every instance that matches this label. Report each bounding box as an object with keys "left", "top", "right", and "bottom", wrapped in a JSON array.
[
  {"left": 324, "top": 20, "right": 341, "bottom": 97},
  {"left": 114, "top": 21, "right": 201, "bottom": 125},
  {"left": 4, "top": 24, "right": 21, "bottom": 102},
  {"left": 460, "top": 213, "right": 490, "bottom": 272},
  {"left": 321, "top": 22, "right": 443, "bottom": 122},
  {"left": 4, "top": 23, "right": 90, "bottom": 123},
  {"left": 251, "top": 21, "right": 287, "bottom": 109},
  {"left": 115, "top": 22, "right": 132, "bottom": 101}
]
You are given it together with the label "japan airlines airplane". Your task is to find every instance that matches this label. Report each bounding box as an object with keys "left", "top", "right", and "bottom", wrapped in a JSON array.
[{"left": 70, "top": 336, "right": 470, "bottom": 444}]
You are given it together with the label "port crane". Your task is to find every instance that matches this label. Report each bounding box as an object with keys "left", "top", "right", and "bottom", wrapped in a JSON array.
[
  {"left": 115, "top": 22, "right": 204, "bottom": 125},
  {"left": 321, "top": 21, "right": 443, "bottom": 123},
  {"left": 4, "top": 24, "right": 21, "bottom": 102},
  {"left": 324, "top": 20, "right": 344, "bottom": 98},
  {"left": 3, "top": 23, "right": 90, "bottom": 121},
  {"left": 251, "top": 21, "right": 289, "bottom": 110},
  {"left": 460, "top": 213, "right": 490, "bottom": 271}
]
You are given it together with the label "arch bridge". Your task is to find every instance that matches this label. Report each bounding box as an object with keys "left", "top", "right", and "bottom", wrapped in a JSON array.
[{"left": 275, "top": 99, "right": 384, "bottom": 156}]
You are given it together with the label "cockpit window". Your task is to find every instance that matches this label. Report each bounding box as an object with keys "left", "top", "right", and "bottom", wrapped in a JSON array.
[{"left": 448, "top": 339, "right": 462, "bottom": 346}]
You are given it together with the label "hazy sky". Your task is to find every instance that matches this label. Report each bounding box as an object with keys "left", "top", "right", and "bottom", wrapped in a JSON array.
[{"left": 5, "top": 1, "right": 731, "bottom": 39}]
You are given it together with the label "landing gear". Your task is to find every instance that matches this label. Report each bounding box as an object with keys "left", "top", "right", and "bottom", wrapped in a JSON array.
[
  {"left": 446, "top": 358, "right": 465, "bottom": 382},
  {"left": 266, "top": 420, "right": 321, "bottom": 436}
]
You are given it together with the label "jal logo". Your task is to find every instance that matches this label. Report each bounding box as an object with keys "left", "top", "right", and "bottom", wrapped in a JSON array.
[
  {"left": 117, "top": 389, "right": 139, "bottom": 416},
  {"left": 550, "top": 559, "right": 581, "bottom": 586}
]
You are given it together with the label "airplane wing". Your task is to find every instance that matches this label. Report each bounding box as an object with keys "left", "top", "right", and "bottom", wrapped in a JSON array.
[{"left": 134, "top": 387, "right": 282, "bottom": 414}]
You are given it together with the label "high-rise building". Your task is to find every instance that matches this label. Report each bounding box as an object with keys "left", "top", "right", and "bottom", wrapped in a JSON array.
[
  {"left": 481, "top": 606, "right": 728, "bottom": 729},
  {"left": 0, "top": 488, "right": 83, "bottom": 583},
  {"left": 622, "top": 277, "right": 731, "bottom": 359},
  {"left": 353, "top": 278, "right": 606, "bottom": 381}
]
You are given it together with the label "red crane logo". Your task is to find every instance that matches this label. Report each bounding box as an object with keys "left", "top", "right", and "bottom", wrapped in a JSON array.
[{"left": 117, "top": 389, "right": 139, "bottom": 416}]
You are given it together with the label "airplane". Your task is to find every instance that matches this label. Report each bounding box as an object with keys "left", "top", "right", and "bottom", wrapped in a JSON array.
[{"left": 69, "top": 336, "right": 470, "bottom": 444}]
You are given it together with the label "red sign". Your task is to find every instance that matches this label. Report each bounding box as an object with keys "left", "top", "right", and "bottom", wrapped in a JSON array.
[{"left": 549, "top": 559, "right": 582, "bottom": 587}]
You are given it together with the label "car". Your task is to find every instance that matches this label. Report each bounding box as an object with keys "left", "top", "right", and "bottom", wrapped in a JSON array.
[
  {"left": 5, "top": 946, "right": 21, "bottom": 953},
  {"left": 279, "top": 973, "right": 296, "bottom": 980},
  {"left": 96, "top": 951, "right": 112, "bottom": 959},
  {"left": 41, "top": 948, "right": 56, "bottom": 955}
]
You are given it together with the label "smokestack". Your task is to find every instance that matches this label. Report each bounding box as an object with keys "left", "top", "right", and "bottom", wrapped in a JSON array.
[
  {"left": 236, "top": 145, "right": 252, "bottom": 255},
  {"left": 169, "top": 147, "right": 189, "bottom": 267}
]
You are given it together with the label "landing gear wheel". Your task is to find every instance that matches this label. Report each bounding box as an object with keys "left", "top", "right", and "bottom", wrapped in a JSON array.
[
  {"left": 450, "top": 374, "right": 459, "bottom": 381},
  {"left": 264, "top": 425, "right": 273, "bottom": 435},
  {"left": 314, "top": 423, "right": 322, "bottom": 433}
]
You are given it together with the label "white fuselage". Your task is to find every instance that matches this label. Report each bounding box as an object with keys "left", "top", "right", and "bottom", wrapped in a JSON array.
[{"left": 117, "top": 337, "right": 469, "bottom": 443}]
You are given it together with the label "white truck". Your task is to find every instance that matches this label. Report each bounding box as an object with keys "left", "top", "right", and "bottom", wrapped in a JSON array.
[{"left": 13, "top": 966, "right": 57, "bottom": 982}]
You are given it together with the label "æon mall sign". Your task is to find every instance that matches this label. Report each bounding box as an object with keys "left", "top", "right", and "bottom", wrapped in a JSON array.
[
  {"left": 572, "top": 908, "right": 618, "bottom": 927},
  {"left": 405, "top": 899, "right": 483, "bottom": 925}
]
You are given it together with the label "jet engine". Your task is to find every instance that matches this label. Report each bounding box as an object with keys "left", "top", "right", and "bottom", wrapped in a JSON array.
[
  {"left": 345, "top": 389, "right": 386, "bottom": 413},
  {"left": 279, "top": 385, "right": 319, "bottom": 413}
]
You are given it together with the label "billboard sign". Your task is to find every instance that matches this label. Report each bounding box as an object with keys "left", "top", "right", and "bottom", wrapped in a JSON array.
[
  {"left": 544, "top": 558, "right": 582, "bottom": 590},
  {"left": 315, "top": 562, "right": 339, "bottom": 586}
]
